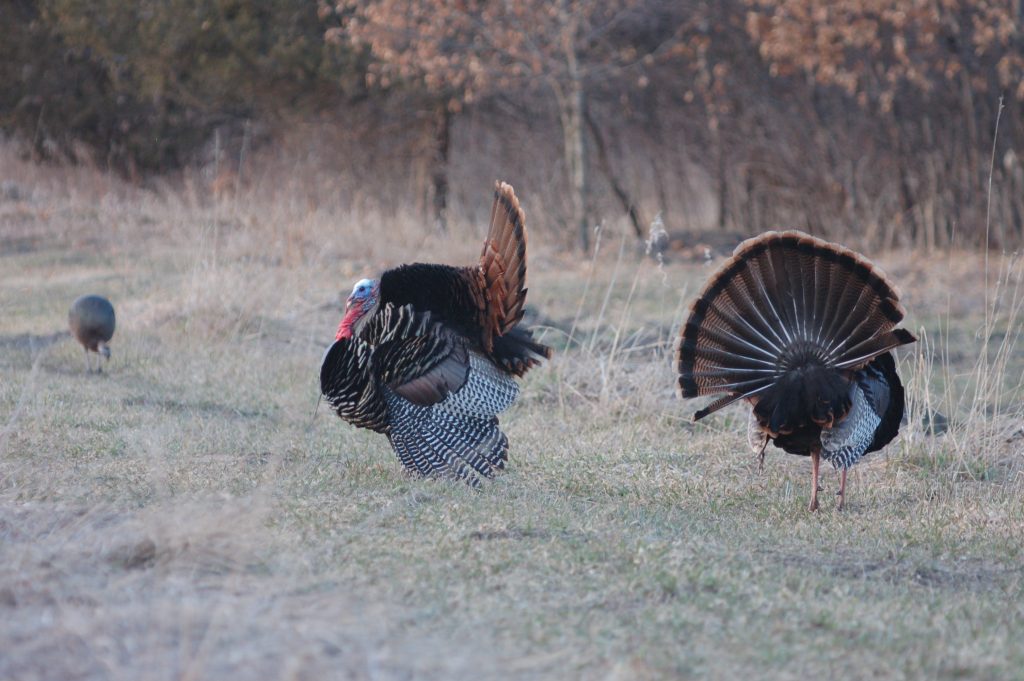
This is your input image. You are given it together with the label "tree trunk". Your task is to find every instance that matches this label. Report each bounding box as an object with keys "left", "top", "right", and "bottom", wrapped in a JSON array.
[
  {"left": 922, "top": 115, "right": 940, "bottom": 251},
  {"left": 584, "top": 106, "right": 644, "bottom": 241},
  {"left": 560, "top": 80, "right": 589, "bottom": 253},
  {"left": 554, "top": 6, "right": 589, "bottom": 254},
  {"left": 714, "top": 121, "right": 728, "bottom": 231},
  {"left": 431, "top": 102, "right": 451, "bottom": 233},
  {"left": 887, "top": 110, "right": 918, "bottom": 249}
]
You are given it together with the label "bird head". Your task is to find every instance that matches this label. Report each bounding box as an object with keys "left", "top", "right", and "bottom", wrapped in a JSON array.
[
  {"left": 335, "top": 278, "right": 380, "bottom": 340},
  {"left": 98, "top": 342, "right": 111, "bottom": 360}
]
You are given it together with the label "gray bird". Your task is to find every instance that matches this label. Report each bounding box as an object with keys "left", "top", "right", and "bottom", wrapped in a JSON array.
[{"left": 68, "top": 295, "right": 116, "bottom": 373}]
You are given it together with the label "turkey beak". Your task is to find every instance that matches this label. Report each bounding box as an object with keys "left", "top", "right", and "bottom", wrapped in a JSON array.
[{"left": 344, "top": 295, "right": 355, "bottom": 311}]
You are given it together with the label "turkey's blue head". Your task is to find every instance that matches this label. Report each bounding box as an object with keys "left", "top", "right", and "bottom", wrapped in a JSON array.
[{"left": 336, "top": 278, "right": 380, "bottom": 340}]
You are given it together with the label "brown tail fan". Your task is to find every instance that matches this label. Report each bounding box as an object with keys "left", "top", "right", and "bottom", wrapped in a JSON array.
[
  {"left": 478, "top": 182, "right": 529, "bottom": 343},
  {"left": 676, "top": 231, "right": 916, "bottom": 422}
]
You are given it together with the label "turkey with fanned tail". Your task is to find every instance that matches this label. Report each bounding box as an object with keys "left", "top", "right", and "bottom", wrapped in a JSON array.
[
  {"left": 675, "top": 231, "right": 915, "bottom": 510},
  {"left": 320, "top": 182, "right": 551, "bottom": 486}
]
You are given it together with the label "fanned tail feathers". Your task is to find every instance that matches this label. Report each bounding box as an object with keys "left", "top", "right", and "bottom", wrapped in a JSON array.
[
  {"left": 676, "top": 230, "right": 916, "bottom": 426},
  {"left": 477, "top": 181, "right": 552, "bottom": 376},
  {"left": 480, "top": 182, "right": 529, "bottom": 337}
]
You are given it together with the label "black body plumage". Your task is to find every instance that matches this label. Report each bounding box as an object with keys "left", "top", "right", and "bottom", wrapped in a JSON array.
[
  {"left": 379, "top": 264, "right": 480, "bottom": 334},
  {"left": 676, "top": 230, "right": 915, "bottom": 482},
  {"left": 772, "top": 352, "right": 905, "bottom": 468},
  {"left": 378, "top": 263, "right": 549, "bottom": 376}
]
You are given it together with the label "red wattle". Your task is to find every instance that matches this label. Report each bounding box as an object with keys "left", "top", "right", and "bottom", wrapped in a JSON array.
[{"left": 335, "top": 304, "right": 360, "bottom": 340}]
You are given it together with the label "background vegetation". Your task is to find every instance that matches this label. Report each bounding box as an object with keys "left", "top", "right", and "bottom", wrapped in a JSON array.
[
  {"left": 1, "top": 148, "right": 1022, "bottom": 679},
  {"left": 2, "top": 3, "right": 1024, "bottom": 678},
  {"left": 2, "top": 0, "right": 1022, "bottom": 250}
]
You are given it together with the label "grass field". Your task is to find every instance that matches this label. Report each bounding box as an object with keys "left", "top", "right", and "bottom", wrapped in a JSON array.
[{"left": 2, "top": 159, "right": 1023, "bottom": 680}]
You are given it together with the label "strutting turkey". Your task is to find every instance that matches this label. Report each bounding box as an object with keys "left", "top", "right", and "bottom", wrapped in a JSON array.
[
  {"left": 320, "top": 182, "right": 551, "bottom": 485},
  {"left": 675, "top": 231, "right": 916, "bottom": 510},
  {"left": 69, "top": 294, "right": 116, "bottom": 374}
]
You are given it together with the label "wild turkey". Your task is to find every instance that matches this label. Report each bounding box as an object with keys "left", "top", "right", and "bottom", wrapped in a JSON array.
[
  {"left": 676, "top": 231, "right": 916, "bottom": 510},
  {"left": 320, "top": 182, "right": 551, "bottom": 485},
  {"left": 69, "top": 294, "right": 116, "bottom": 373}
]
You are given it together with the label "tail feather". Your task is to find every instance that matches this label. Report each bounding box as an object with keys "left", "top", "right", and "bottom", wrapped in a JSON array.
[
  {"left": 685, "top": 344, "right": 777, "bottom": 372},
  {"left": 680, "top": 307, "right": 779, "bottom": 365},
  {"left": 491, "top": 326, "right": 551, "bottom": 377},
  {"left": 826, "top": 286, "right": 888, "bottom": 359},
  {"left": 479, "top": 181, "right": 529, "bottom": 337},
  {"left": 810, "top": 252, "right": 835, "bottom": 345},
  {"left": 694, "top": 388, "right": 775, "bottom": 421},
  {"left": 834, "top": 329, "right": 917, "bottom": 369},
  {"left": 721, "top": 281, "right": 789, "bottom": 353},
  {"left": 692, "top": 376, "right": 775, "bottom": 395},
  {"left": 735, "top": 264, "right": 792, "bottom": 349},
  {"left": 677, "top": 318, "right": 779, "bottom": 399},
  {"left": 796, "top": 241, "right": 820, "bottom": 335},
  {"left": 763, "top": 241, "right": 801, "bottom": 341},
  {"left": 677, "top": 231, "right": 916, "bottom": 423},
  {"left": 475, "top": 181, "right": 552, "bottom": 375},
  {"left": 745, "top": 254, "right": 798, "bottom": 345},
  {"left": 698, "top": 285, "right": 788, "bottom": 358}
]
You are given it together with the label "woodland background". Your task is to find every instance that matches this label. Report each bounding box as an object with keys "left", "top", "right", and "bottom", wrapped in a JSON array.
[{"left": 2, "top": 0, "right": 1023, "bottom": 252}]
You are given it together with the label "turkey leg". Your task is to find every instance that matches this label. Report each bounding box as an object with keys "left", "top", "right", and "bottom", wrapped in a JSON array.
[
  {"left": 808, "top": 448, "right": 820, "bottom": 512},
  {"left": 837, "top": 468, "right": 847, "bottom": 511}
]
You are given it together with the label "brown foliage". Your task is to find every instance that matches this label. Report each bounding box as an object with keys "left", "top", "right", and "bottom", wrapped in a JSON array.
[
  {"left": 2, "top": 0, "right": 1022, "bottom": 249},
  {"left": 745, "top": 0, "right": 1024, "bottom": 110},
  {"left": 321, "top": 0, "right": 694, "bottom": 250}
]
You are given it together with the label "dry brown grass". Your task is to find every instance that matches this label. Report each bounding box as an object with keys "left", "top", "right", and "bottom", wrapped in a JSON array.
[{"left": 1, "top": 152, "right": 1022, "bottom": 680}]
